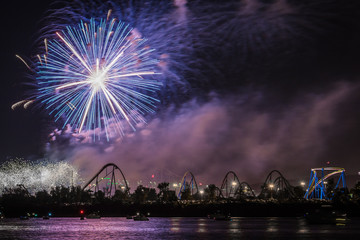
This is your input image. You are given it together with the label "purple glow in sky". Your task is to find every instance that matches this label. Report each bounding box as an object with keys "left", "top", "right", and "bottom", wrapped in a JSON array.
[{"left": 2, "top": 0, "right": 360, "bottom": 188}]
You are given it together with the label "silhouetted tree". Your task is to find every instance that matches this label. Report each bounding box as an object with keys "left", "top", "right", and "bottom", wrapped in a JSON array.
[
  {"left": 35, "top": 190, "right": 51, "bottom": 205},
  {"left": 204, "top": 184, "right": 217, "bottom": 201},
  {"left": 293, "top": 186, "right": 305, "bottom": 199},
  {"left": 350, "top": 181, "right": 360, "bottom": 202},
  {"left": 50, "top": 186, "right": 62, "bottom": 204},
  {"left": 180, "top": 183, "right": 192, "bottom": 200},
  {"left": 158, "top": 182, "right": 178, "bottom": 202},
  {"left": 148, "top": 188, "right": 157, "bottom": 201},
  {"left": 95, "top": 190, "right": 106, "bottom": 203},
  {"left": 157, "top": 182, "right": 169, "bottom": 200},
  {"left": 132, "top": 185, "right": 158, "bottom": 203},
  {"left": 112, "top": 189, "right": 128, "bottom": 202}
]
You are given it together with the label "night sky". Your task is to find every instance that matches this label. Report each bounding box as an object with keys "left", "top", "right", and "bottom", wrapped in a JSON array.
[
  {"left": 0, "top": 0, "right": 54, "bottom": 159},
  {"left": 1, "top": 0, "right": 360, "bottom": 187}
]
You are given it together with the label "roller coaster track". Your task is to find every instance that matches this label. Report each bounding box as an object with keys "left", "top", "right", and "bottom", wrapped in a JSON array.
[
  {"left": 82, "top": 163, "right": 129, "bottom": 197},
  {"left": 220, "top": 171, "right": 256, "bottom": 198},
  {"left": 304, "top": 167, "right": 346, "bottom": 200},
  {"left": 177, "top": 171, "right": 199, "bottom": 199},
  {"left": 236, "top": 182, "right": 256, "bottom": 198},
  {"left": 220, "top": 171, "right": 241, "bottom": 198},
  {"left": 259, "top": 170, "right": 295, "bottom": 199}
]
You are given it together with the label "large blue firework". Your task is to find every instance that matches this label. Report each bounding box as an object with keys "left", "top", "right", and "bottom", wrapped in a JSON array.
[{"left": 36, "top": 16, "right": 161, "bottom": 139}]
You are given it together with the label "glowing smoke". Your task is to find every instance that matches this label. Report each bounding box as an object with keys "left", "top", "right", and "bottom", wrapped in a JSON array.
[
  {"left": 11, "top": 0, "right": 360, "bottom": 188},
  {"left": 46, "top": 82, "right": 359, "bottom": 188}
]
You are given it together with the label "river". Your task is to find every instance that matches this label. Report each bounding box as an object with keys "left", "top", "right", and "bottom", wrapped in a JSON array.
[{"left": 0, "top": 217, "right": 359, "bottom": 239}]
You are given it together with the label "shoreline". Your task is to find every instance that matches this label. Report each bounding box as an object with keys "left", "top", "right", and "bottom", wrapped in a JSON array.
[{"left": 2, "top": 200, "right": 360, "bottom": 218}]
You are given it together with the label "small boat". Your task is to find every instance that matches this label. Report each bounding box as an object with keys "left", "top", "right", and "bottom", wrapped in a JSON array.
[
  {"left": 305, "top": 205, "right": 347, "bottom": 224},
  {"left": 126, "top": 215, "right": 133, "bottom": 219},
  {"left": 209, "top": 211, "right": 232, "bottom": 221},
  {"left": 80, "top": 216, "right": 85, "bottom": 220},
  {"left": 213, "top": 214, "right": 232, "bottom": 221},
  {"left": 133, "top": 214, "right": 149, "bottom": 221},
  {"left": 20, "top": 216, "right": 29, "bottom": 220},
  {"left": 86, "top": 212, "right": 101, "bottom": 219}
]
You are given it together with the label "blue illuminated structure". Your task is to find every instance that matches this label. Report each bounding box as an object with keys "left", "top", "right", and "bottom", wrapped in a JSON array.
[
  {"left": 304, "top": 167, "right": 347, "bottom": 200},
  {"left": 177, "top": 171, "right": 199, "bottom": 199}
]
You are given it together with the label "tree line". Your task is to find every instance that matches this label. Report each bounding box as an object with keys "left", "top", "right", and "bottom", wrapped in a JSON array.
[{"left": 1, "top": 180, "right": 360, "bottom": 217}]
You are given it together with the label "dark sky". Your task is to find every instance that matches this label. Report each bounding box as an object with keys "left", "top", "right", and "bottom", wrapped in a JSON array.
[
  {"left": 1, "top": 0, "right": 360, "bottom": 186},
  {"left": 0, "top": 0, "right": 54, "bottom": 159}
]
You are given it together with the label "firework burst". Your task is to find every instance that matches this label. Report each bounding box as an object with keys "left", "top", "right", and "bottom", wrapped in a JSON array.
[
  {"left": 0, "top": 159, "right": 81, "bottom": 194},
  {"left": 36, "top": 16, "right": 162, "bottom": 139}
]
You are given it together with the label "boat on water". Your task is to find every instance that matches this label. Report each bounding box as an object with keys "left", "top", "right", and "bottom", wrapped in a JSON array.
[
  {"left": 208, "top": 211, "right": 232, "bottom": 221},
  {"left": 126, "top": 215, "right": 133, "bottom": 219},
  {"left": 133, "top": 214, "right": 149, "bottom": 221},
  {"left": 305, "top": 204, "right": 347, "bottom": 224},
  {"left": 213, "top": 213, "right": 232, "bottom": 221},
  {"left": 86, "top": 212, "right": 101, "bottom": 219}
]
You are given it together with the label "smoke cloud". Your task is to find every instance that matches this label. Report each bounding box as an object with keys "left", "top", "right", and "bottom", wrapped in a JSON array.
[{"left": 45, "top": 81, "right": 359, "bottom": 189}]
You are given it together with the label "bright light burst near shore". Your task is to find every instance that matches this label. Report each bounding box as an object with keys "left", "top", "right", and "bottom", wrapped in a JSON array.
[
  {"left": 36, "top": 17, "right": 162, "bottom": 139},
  {"left": 0, "top": 159, "right": 81, "bottom": 194}
]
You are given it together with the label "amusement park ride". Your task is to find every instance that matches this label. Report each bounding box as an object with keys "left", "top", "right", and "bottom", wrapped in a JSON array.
[
  {"left": 177, "top": 171, "right": 199, "bottom": 199},
  {"left": 82, "top": 163, "right": 129, "bottom": 197},
  {"left": 304, "top": 167, "right": 347, "bottom": 200},
  {"left": 82, "top": 163, "right": 348, "bottom": 200}
]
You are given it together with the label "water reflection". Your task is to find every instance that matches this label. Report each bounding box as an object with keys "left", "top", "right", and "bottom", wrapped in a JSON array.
[
  {"left": 266, "top": 217, "right": 278, "bottom": 232},
  {"left": 0, "top": 217, "right": 359, "bottom": 239},
  {"left": 228, "top": 218, "right": 241, "bottom": 234},
  {"left": 170, "top": 218, "right": 180, "bottom": 232},
  {"left": 197, "top": 218, "right": 207, "bottom": 233},
  {"left": 297, "top": 218, "right": 310, "bottom": 234}
]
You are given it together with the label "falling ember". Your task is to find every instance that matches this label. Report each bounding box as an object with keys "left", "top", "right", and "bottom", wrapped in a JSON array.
[
  {"left": 36, "top": 17, "right": 162, "bottom": 140},
  {"left": 44, "top": 38, "right": 48, "bottom": 54},
  {"left": 107, "top": 9, "right": 112, "bottom": 21},
  {"left": 11, "top": 100, "right": 34, "bottom": 110},
  {"left": 15, "top": 55, "right": 31, "bottom": 70},
  {"left": 11, "top": 100, "right": 27, "bottom": 110},
  {"left": 23, "top": 100, "right": 34, "bottom": 109},
  {"left": 37, "top": 55, "right": 43, "bottom": 65}
]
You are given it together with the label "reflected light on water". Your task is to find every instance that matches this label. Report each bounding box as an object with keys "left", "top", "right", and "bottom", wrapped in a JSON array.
[
  {"left": 266, "top": 217, "right": 278, "bottom": 232},
  {"left": 297, "top": 228, "right": 309, "bottom": 234},
  {"left": 228, "top": 219, "right": 241, "bottom": 234},
  {"left": 170, "top": 218, "right": 180, "bottom": 232},
  {"left": 197, "top": 218, "right": 207, "bottom": 233},
  {"left": 0, "top": 217, "right": 359, "bottom": 239},
  {"left": 266, "top": 227, "right": 278, "bottom": 232}
]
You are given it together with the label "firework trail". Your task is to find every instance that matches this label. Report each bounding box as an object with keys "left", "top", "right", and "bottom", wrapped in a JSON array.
[
  {"left": 36, "top": 16, "right": 162, "bottom": 139},
  {"left": 11, "top": 100, "right": 34, "bottom": 110}
]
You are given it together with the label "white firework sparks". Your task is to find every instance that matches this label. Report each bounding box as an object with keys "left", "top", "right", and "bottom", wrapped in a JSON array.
[{"left": 0, "top": 159, "right": 82, "bottom": 194}]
